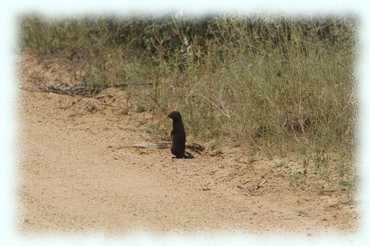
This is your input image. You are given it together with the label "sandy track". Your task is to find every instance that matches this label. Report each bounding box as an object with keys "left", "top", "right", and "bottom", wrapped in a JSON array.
[{"left": 18, "top": 53, "right": 357, "bottom": 234}]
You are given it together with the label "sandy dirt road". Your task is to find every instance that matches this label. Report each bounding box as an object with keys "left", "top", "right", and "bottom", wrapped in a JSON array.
[{"left": 18, "top": 53, "right": 357, "bottom": 234}]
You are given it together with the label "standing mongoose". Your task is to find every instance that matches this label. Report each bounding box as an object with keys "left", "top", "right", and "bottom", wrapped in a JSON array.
[{"left": 168, "top": 111, "right": 193, "bottom": 159}]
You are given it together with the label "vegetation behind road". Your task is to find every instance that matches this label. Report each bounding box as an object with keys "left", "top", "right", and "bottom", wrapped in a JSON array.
[{"left": 19, "top": 14, "right": 357, "bottom": 193}]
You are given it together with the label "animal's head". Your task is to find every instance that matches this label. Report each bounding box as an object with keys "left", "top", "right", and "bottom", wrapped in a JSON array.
[{"left": 168, "top": 111, "right": 182, "bottom": 121}]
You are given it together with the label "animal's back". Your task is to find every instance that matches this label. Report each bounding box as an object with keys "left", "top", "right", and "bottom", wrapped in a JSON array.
[{"left": 171, "top": 129, "right": 186, "bottom": 158}]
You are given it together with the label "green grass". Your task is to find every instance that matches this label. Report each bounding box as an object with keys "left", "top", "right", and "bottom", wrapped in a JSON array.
[{"left": 19, "top": 14, "right": 357, "bottom": 169}]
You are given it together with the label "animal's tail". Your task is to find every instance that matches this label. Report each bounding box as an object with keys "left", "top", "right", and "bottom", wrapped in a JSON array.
[{"left": 184, "top": 151, "right": 194, "bottom": 159}]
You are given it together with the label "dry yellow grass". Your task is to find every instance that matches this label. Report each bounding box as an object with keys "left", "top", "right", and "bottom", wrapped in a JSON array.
[{"left": 19, "top": 14, "right": 357, "bottom": 194}]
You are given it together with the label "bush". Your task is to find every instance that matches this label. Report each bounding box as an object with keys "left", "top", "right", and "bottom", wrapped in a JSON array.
[{"left": 19, "top": 14, "right": 357, "bottom": 157}]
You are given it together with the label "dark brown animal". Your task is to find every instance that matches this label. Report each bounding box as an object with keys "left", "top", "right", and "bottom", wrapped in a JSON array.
[{"left": 168, "top": 111, "right": 193, "bottom": 159}]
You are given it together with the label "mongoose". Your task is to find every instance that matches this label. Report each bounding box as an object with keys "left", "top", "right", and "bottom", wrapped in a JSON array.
[{"left": 168, "top": 111, "right": 193, "bottom": 159}]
